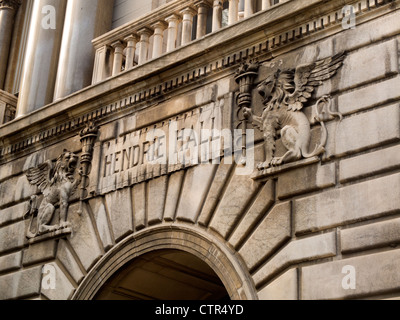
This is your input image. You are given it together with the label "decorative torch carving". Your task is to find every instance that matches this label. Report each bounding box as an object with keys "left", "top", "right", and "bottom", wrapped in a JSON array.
[
  {"left": 78, "top": 121, "right": 99, "bottom": 214},
  {"left": 250, "top": 52, "right": 346, "bottom": 170},
  {"left": 24, "top": 150, "right": 81, "bottom": 239},
  {"left": 235, "top": 60, "right": 260, "bottom": 164}
]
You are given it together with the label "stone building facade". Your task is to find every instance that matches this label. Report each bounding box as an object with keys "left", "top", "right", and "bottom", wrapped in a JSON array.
[{"left": 0, "top": 0, "right": 399, "bottom": 300}]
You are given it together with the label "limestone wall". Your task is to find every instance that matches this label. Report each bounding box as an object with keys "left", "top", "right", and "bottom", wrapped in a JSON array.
[{"left": 0, "top": 0, "right": 400, "bottom": 300}]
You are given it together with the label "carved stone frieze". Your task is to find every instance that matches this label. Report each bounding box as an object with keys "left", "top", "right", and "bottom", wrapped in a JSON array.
[
  {"left": 250, "top": 52, "right": 346, "bottom": 170},
  {"left": 24, "top": 150, "right": 81, "bottom": 239}
]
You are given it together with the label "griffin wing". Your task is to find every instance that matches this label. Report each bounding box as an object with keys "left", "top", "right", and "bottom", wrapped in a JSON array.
[
  {"left": 25, "top": 160, "right": 54, "bottom": 193},
  {"left": 287, "top": 52, "right": 346, "bottom": 111}
]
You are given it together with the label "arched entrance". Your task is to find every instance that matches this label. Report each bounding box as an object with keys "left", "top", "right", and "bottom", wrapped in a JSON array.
[
  {"left": 72, "top": 224, "right": 258, "bottom": 300},
  {"left": 94, "top": 249, "right": 230, "bottom": 300}
]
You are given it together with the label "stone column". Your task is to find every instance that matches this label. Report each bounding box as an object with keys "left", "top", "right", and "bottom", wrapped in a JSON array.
[
  {"left": 137, "top": 27, "right": 152, "bottom": 65},
  {"left": 151, "top": 21, "right": 167, "bottom": 59},
  {"left": 238, "top": 0, "right": 245, "bottom": 20},
  {"left": 180, "top": 7, "right": 196, "bottom": 46},
  {"left": 212, "top": 0, "right": 223, "bottom": 32},
  {"left": 195, "top": 0, "right": 210, "bottom": 39},
  {"left": 262, "top": 0, "right": 271, "bottom": 10},
  {"left": 228, "top": 0, "right": 239, "bottom": 25},
  {"left": 165, "top": 14, "right": 180, "bottom": 53},
  {"left": 0, "top": 0, "right": 21, "bottom": 90},
  {"left": 124, "top": 34, "right": 138, "bottom": 70},
  {"left": 111, "top": 41, "right": 124, "bottom": 76},
  {"left": 244, "top": 0, "right": 254, "bottom": 18},
  {"left": 53, "top": 0, "right": 113, "bottom": 101},
  {"left": 16, "top": 0, "right": 67, "bottom": 117}
]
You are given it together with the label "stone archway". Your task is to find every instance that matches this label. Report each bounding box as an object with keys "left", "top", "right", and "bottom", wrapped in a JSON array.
[
  {"left": 93, "top": 249, "right": 230, "bottom": 300},
  {"left": 72, "top": 224, "right": 258, "bottom": 300}
]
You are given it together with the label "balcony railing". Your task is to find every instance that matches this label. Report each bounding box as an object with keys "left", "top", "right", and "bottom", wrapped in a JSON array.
[{"left": 91, "top": 0, "right": 289, "bottom": 84}]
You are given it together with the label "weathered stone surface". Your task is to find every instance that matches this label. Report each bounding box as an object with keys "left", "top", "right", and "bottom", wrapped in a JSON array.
[
  {"left": 295, "top": 173, "right": 400, "bottom": 234},
  {"left": 0, "top": 175, "right": 37, "bottom": 208},
  {"left": 239, "top": 202, "right": 291, "bottom": 270},
  {"left": 198, "top": 160, "right": 234, "bottom": 226},
  {"left": 229, "top": 180, "right": 275, "bottom": 248},
  {"left": 147, "top": 176, "right": 168, "bottom": 225},
  {"left": 317, "top": 39, "right": 398, "bottom": 96},
  {"left": 176, "top": 164, "right": 216, "bottom": 223},
  {"left": 22, "top": 240, "right": 57, "bottom": 266},
  {"left": 302, "top": 249, "right": 400, "bottom": 300},
  {"left": 0, "top": 201, "right": 28, "bottom": 227},
  {"left": 338, "top": 76, "right": 400, "bottom": 116},
  {"left": 0, "top": 252, "right": 22, "bottom": 274},
  {"left": 258, "top": 268, "right": 298, "bottom": 300},
  {"left": 0, "top": 266, "right": 42, "bottom": 299},
  {"left": 163, "top": 170, "right": 184, "bottom": 221},
  {"left": 105, "top": 188, "right": 133, "bottom": 242},
  {"left": 277, "top": 163, "right": 336, "bottom": 199},
  {"left": 41, "top": 262, "right": 75, "bottom": 300},
  {"left": 57, "top": 239, "right": 85, "bottom": 284},
  {"left": 88, "top": 197, "right": 114, "bottom": 250},
  {"left": 253, "top": 232, "right": 336, "bottom": 286},
  {"left": 326, "top": 104, "right": 400, "bottom": 158},
  {"left": 132, "top": 182, "right": 146, "bottom": 229},
  {"left": 67, "top": 202, "right": 103, "bottom": 271},
  {"left": 209, "top": 172, "right": 260, "bottom": 239},
  {"left": 0, "top": 221, "right": 26, "bottom": 254},
  {"left": 341, "top": 218, "right": 400, "bottom": 253},
  {"left": 332, "top": 10, "right": 400, "bottom": 56},
  {"left": 339, "top": 145, "right": 400, "bottom": 183}
]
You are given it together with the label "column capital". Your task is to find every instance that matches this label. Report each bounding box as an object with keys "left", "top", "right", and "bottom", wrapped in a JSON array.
[
  {"left": 0, "top": 0, "right": 21, "bottom": 10},
  {"left": 124, "top": 34, "right": 139, "bottom": 43},
  {"left": 111, "top": 40, "right": 125, "bottom": 49},
  {"left": 165, "top": 13, "right": 182, "bottom": 24},
  {"left": 179, "top": 7, "right": 197, "bottom": 17},
  {"left": 137, "top": 27, "right": 153, "bottom": 37},
  {"left": 151, "top": 20, "right": 168, "bottom": 31},
  {"left": 194, "top": 0, "right": 212, "bottom": 8}
]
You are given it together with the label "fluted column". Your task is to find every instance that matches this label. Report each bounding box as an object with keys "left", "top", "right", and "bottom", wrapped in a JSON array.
[
  {"left": 228, "top": 0, "right": 239, "bottom": 25},
  {"left": 165, "top": 14, "right": 180, "bottom": 53},
  {"left": 180, "top": 7, "right": 196, "bottom": 46},
  {"left": 124, "top": 34, "right": 138, "bottom": 70},
  {"left": 151, "top": 21, "right": 167, "bottom": 59},
  {"left": 195, "top": 0, "right": 210, "bottom": 39},
  {"left": 0, "top": 0, "right": 21, "bottom": 90},
  {"left": 111, "top": 40, "right": 124, "bottom": 76},
  {"left": 262, "top": 0, "right": 271, "bottom": 10},
  {"left": 137, "top": 27, "right": 152, "bottom": 65},
  {"left": 244, "top": 0, "right": 254, "bottom": 18},
  {"left": 212, "top": 0, "right": 223, "bottom": 32},
  {"left": 53, "top": 0, "right": 113, "bottom": 101},
  {"left": 16, "top": 0, "right": 67, "bottom": 117}
]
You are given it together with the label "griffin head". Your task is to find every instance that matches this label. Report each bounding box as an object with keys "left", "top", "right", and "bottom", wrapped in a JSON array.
[
  {"left": 53, "top": 150, "right": 79, "bottom": 181},
  {"left": 257, "top": 69, "right": 295, "bottom": 110}
]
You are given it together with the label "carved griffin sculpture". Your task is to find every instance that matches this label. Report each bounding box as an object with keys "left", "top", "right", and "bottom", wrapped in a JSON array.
[
  {"left": 251, "top": 52, "right": 345, "bottom": 169},
  {"left": 24, "top": 150, "right": 81, "bottom": 239}
]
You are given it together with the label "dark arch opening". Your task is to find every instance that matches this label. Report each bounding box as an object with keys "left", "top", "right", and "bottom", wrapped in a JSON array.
[{"left": 94, "top": 249, "right": 230, "bottom": 300}]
